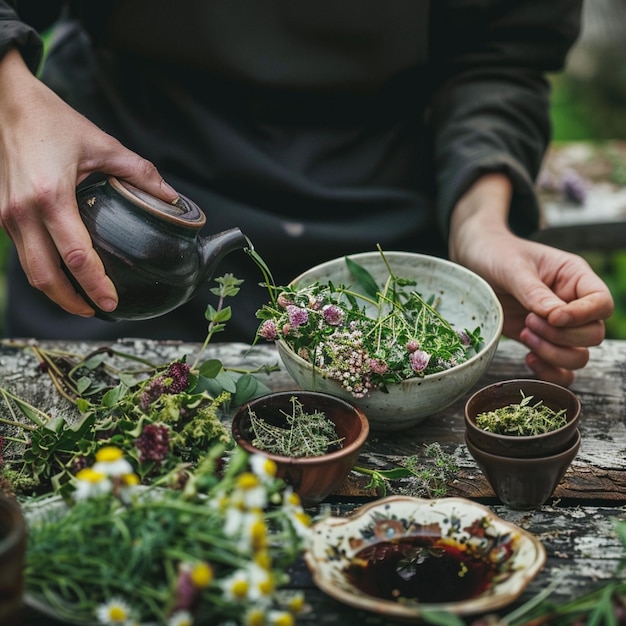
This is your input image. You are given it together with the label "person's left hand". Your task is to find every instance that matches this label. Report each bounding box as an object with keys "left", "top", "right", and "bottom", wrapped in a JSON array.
[{"left": 449, "top": 174, "right": 614, "bottom": 387}]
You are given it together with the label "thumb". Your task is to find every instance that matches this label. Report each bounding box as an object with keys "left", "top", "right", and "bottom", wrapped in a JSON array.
[
  {"left": 86, "top": 140, "right": 179, "bottom": 204},
  {"left": 512, "top": 275, "right": 567, "bottom": 320}
]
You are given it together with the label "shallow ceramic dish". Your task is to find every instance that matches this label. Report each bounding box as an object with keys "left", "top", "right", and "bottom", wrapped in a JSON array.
[
  {"left": 465, "top": 430, "right": 581, "bottom": 510},
  {"left": 465, "top": 379, "right": 582, "bottom": 458},
  {"left": 231, "top": 391, "right": 369, "bottom": 506},
  {"left": 277, "top": 251, "right": 504, "bottom": 431},
  {"left": 305, "top": 495, "right": 545, "bottom": 621}
]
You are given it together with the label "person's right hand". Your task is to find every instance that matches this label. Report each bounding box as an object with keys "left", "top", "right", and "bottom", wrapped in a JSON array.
[{"left": 0, "top": 48, "right": 179, "bottom": 317}]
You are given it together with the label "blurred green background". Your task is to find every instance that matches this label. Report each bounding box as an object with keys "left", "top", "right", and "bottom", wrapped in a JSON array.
[{"left": 1, "top": 2, "right": 626, "bottom": 339}]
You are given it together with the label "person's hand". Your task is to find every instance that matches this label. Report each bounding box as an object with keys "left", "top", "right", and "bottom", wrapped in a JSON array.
[
  {"left": 449, "top": 174, "right": 614, "bottom": 387},
  {"left": 0, "top": 48, "right": 179, "bottom": 317}
]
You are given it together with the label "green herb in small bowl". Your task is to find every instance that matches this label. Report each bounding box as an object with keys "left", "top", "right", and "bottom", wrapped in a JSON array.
[{"left": 464, "top": 379, "right": 581, "bottom": 458}]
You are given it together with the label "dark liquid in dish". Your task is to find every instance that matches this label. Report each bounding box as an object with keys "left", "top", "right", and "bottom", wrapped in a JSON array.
[{"left": 345, "top": 535, "right": 504, "bottom": 603}]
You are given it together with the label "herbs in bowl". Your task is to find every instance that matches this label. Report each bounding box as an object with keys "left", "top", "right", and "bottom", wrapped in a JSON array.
[
  {"left": 464, "top": 379, "right": 582, "bottom": 459},
  {"left": 255, "top": 250, "right": 504, "bottom": 431},
  {"left": 231, "top": 391, "right": 369, "bottom": 506}
]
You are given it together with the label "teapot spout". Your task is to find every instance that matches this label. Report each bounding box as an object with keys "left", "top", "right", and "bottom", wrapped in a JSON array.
[{"left": 198, "top": 227, "right": 251, "bottom": 284}]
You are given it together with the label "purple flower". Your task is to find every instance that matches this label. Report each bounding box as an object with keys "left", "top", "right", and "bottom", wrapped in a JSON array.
[
  {"left": 410, "top": 349, "right": 431, "bottom": 373},
  {"left": 559, "top": 169, "right": 588, "bottom": 205},
  {"left": 140, "top": 377, "right": 166, "bottom": 410},
  {"left": 322, "top": 304, "right": 344, "bottom": 326},
  {"left": 172, "top": 564, "right": 198, "bottom": 612},
  {"left": 287, "top": 305, "right": 309, "bottom": 328},
  {"left": 458, "top": 330, "right": 471, "bottom": 347},
  {"left": 406, "top": 340, "right": 420, "bottom": 353},
  {"left": 135, "top": 423, "right": 171, "bottom": 465},
  {"left": 259, "top": 319, "right": 278, "bottom": 341},
  {"left": 164, "top": 361, "right": 190, "bottom": 394}
]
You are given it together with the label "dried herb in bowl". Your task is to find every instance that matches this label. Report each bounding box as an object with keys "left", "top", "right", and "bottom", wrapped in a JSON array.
[
  {"left": 245, "top": 396, "right": 344, "bottom": 457},
  {"left": 475, "top": 391, "right": 568, "bottom": 436}
]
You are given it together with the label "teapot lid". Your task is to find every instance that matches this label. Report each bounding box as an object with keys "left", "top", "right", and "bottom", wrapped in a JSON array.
[{"left": 109, "top": 176, "right": 206, "bottom": 229}]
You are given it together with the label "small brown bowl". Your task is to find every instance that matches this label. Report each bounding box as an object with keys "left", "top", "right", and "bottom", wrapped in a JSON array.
[
  {"left": 465, "top": 429, "right": 581, "bottom": 510},
  {"left": 231, "top": 391, "right": 369, "bottom": 506},
  {"left": 464, "top": 379, "right": 581, "bottom": 458}
]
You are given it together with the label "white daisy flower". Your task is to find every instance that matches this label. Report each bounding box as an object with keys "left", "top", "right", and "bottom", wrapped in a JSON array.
[
  {"left": 168, "top": 610, "right": 194, "bottom": 626},
  {"left": 93, "top": 445, "right": 134, "bottom": 477},
  {"left": 221, "top": 568, "right": 250, "bottom": 602},
  {"left": 73, "top": 467, "right": 112, "bottom": 501},
  {"left": 95, "top": 597, "right": 133, "bottom": 624},
  {"left": 249, "top": 454, "right": 277, "bottom": 482},
  {"left": 231, "top": 472, "right": 268, "bottom": 510}
]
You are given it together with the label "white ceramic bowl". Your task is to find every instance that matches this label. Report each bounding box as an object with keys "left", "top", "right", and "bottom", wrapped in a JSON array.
[
  {"left": 277, "top": 251, "right": 504, "bottom": 431},
  {"left": 305, "top": 495, "right": 546, "bottom": 622}
]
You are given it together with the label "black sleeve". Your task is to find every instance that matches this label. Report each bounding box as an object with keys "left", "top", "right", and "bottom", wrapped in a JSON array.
[
  {"left": 0, "top": 0, "right": 65, "bottom": 72},
  {"left": 428, "top": 0, "right": 583, "bottom": 238}
]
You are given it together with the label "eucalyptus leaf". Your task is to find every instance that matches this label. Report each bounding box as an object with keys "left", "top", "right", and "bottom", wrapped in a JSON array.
[{"left": 198, "top": 359, "right": 223, "bottom": 378}]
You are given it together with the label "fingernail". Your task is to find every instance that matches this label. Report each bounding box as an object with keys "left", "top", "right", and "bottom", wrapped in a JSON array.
[
  {"left": 541, "top": 297, "right": 562, "bottom": 310},
  {"left": 98, "top": 298, "right": 117, "bottom": 312},
  {"left": 160, "top": 180, "right": 179, "bottom": 199}
]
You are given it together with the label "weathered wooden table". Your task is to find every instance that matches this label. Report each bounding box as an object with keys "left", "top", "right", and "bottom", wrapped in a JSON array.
[{"left": 4, "top": 337, "right": 625, "bottom": 625}]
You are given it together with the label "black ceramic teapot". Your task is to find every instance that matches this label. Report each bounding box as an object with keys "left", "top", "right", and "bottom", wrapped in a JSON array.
[{"left": 73, "top": 176, "right": 249, "bottom": 321}]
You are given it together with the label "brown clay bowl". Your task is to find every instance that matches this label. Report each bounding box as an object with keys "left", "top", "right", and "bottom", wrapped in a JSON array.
[
  {"left": 231, "top": 391, "right": 369, "bottom": 506},
  {"left": 465, "top": 429, "right": 581, "bottom": 510},
  {"left": 464, "top": 379, "right": 581, "bottom": 458}
]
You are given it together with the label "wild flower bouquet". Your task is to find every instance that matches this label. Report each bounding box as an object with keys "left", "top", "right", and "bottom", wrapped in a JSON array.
[
  {"left": 24, "top": 444, "right": 310, "bottom": 626},
  {"left": 255, "top": 252, "right": 483, "bottom": 398}
]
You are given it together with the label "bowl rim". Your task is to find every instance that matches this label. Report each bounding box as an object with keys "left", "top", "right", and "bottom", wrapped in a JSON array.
[
  {"left": 231, "top": 390, "right": 370, "bottom": 465},
  {"left": 304, "top": 494, "right": 546, "bottom": 619},
  {"left": 465, "top": 378, "right": 582, "bottom": 442}
]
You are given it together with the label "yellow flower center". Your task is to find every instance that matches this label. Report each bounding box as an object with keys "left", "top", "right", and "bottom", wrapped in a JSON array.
[
  {"left": 250, "top": 519, "right": 268, "bottom": 550},
  {"left": 272, "top": 612, "right": 294, "bottom": 626},
  {"left": 190, "top": 562, "right": 213, "bottom": 588},
  {"left": 262, "top": 458, "right": 277, "bottom": 477},
  {"left": 122, "top": 473, "right": 140, "bottom": 486},
  {"left": 108, "top": 606, "right": 128, "bottom": 622},
  {"left": 286, "top": 491, "right": 301, "bottom": 507},
  {"left": 258, "top": 573, "right": 275, "bottom": 596},
  {"left": 76, "top": 468, "right": 107, "bottom": 484},
  {"left": 245, "top": 608, "right": 266, "bottom": 626},
  {"left": 295, "top": 511, "right": 311, "bottom": 527},
  {"left": 288, "top": 593, "right": 305, "bottom": 614},
  {"left": 237, "top": 472, "right": 261, "bottom": 490},
  {"left": 231, "top": 578, "right": 249, "bottom": 599},
  {"left": 95, "top": 446, "right": 124, "bottom": 463},
  {"left": 254, "top": 550, "right": 272, "bottom": 570}
]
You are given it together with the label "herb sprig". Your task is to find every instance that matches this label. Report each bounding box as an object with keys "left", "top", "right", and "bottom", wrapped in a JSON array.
[
  {"left": 475, "top": 391, "right": 568, "bottom": 436},
  {"left": 245, "top": 395, "right": 344, "bottom": 457}
]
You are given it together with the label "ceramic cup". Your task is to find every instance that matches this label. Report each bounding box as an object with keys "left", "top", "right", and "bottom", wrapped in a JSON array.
[
  {"left": 0, "top": 495, "right": 27, "bottom": 623},
  {"left": 232, "top": 391, "right": 369, "bottom": 506},
  {"left": 465, "top": 429, "right": 581, "bottom": 510},
  {"left": 464, "top": 379, "right": 581, "bottom": 458}
]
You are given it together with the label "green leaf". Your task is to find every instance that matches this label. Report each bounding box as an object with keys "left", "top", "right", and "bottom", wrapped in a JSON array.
[
  {"left": 212, "top": 306, "right": 232, "bottom": 323},
  {"left": 214, "top": 371, "right": 237, "bottom": 393},
  {"left": 345, "top": 256, "right": 379, "bottom": 300},
  {"left": 198, "top": 359, "right": 223, "bottom": 379},
  {"left": 233, "top": 374, "right": 272, "bottom": 406},
  {"left": 75, "top": 376, "right": 93, "bottom": 394}
]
